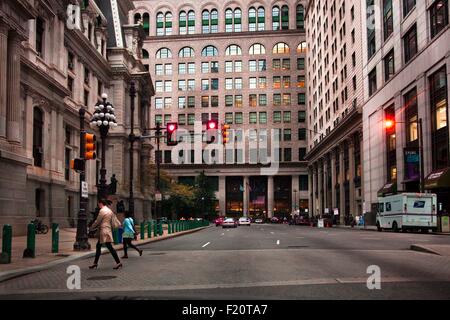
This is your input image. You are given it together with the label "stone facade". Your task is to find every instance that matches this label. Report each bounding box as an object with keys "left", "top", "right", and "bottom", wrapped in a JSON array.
[
  {"left": 304, "top": 0, "right": 365, "bottom": 223},
  {"left": 361, "top": 0, "right": 450, "bottom": 214},
  {"left": 0, "top": 0, "right": 153, "bottom": 236},
  {"left": 131, "top": 0, "right": 309, "bottom": 218}
]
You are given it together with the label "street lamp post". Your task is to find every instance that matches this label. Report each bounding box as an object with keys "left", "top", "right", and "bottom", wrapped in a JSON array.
[
  {"left": 73, "top": 107, "right": 91, "bottom": 251},
  {"left": 128, "top": 82, "right": 136, "bottom": 217},
  {"left": 293, "top": 189, "right": 298, "bottom": 212},
  {"left": 90, "top": 94, "right": 118, "bottom": 201}
]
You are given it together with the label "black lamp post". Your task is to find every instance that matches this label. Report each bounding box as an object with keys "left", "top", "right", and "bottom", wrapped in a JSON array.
[{"left": 90, "top": 93, "right": 118, "bottom": 201}]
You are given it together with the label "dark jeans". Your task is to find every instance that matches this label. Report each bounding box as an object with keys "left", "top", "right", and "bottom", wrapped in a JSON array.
[
  {"left": 94, "top": 241, "right": 120, "bottom": 264},
  {"left": 123, "top": 238, "right": 141, "bottom": 256}
]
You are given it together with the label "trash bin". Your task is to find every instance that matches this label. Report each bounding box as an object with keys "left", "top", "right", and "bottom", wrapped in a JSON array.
[{"left": 441, "top": 216, "right": 450, "bottom": 233}]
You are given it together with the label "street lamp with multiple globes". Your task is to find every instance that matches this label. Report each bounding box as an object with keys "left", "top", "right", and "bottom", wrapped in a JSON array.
[{"left": 90, "top": 93, "right": 118, "bottom": 200}]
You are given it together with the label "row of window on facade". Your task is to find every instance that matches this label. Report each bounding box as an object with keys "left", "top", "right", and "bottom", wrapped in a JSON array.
[
  {"left": 147, "top": 43, "right": 307, "bottom": 61},
  {"left": 385, "top": 67, "right": 449, "bottom": 185},
  {"left": 154, "top": 93, "right": 306, "bottom": 110},
  {"left": 367, "top": 0, "right": 448, "bottom": 81},
  {"left": 154, "top": 58, "right": 305, "bottom": 77},
  {"left": 134, "top": 4, "right": 305, "bottom": 36}
]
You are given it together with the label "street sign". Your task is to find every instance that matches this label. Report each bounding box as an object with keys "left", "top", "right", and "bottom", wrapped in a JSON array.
[
  {"left": 155, "top": 193, "right": 162, "bottom": 201},
  {"left": 333, "top": 208, "right": 339, "bottom": 216},
  {"left": 81, "top": 182, "right": 88, "bottom": 199},
  {"left": 324, "top": 208, "right": 329, "bottom": 214}
]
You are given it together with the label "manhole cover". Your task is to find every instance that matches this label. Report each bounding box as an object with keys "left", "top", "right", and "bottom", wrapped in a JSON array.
[
  {"left": 87, "top": 276, "right": 117, "bottom": 281},
  {"left": 287, "top": 246, "right": 309, "bottom": 248}
]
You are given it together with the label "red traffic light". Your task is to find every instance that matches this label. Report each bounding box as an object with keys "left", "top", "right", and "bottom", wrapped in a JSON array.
[
  {"left": 167, "top": 122, "right": 178, "bottom": 133},
  {"left": 385, "top": 119, "right": 395, "bottom": 129},
  {"left": 207, "top": 120, "right": 217, "bottom": 130}
]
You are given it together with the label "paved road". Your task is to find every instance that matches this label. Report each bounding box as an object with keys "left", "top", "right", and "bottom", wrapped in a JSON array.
[{"left": 1, "top": 224, "right": 450, "bottom": 299}]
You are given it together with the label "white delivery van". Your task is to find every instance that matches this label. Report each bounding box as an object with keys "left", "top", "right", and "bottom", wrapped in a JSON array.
[{"left": 376, "top": 193, "right": 437, "bottom": 233}]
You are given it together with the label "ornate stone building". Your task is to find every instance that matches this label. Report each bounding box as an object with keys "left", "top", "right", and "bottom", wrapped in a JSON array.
[{"left": 0, "top": 0, "right": 153, "bottom": 236}]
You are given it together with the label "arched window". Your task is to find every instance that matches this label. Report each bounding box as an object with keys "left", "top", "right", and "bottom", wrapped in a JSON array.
[
  {"left": 202, "top": 45, "right": 218, "bottom": 57},
  {"left": 297, "top": 41, "right": 307, "bottom": 54},
  {"left": 134, "top": 13, "right": 141, "bottom": 24},
  {"left": 187, "top": 10, "right": 195, "bottom": 34},
  {"left": 225, "top": 44, "right": 242, "bottom": 56},
  {"left": 156, "top": 47, "right": 172, "bottom": 59},
  {"left": 179, "top": 11, "right": 187, "bottom": 35},
  {"left": 249, "top": 7, "right": 257, "bottom": 31},
  {"left": 225, "top": 8, "right": 233, "bottom": 32},
  {"left": 257, "top": 7, "right": 265, "bottom": 31},
  {"left": 249, "top": 43, "right": 266, "bottom": 55},
  {"left": 202, "top": 9, "right": 218, "bottom": 34},
  {"left": 272, "top": 6, "right": 280, "bottom": 30},
  {"left": 179, "top": 46, "right": 194, "bottom": 58},
  {"left": 226, "top": 8, "right": 242, "bottom": 32},
  {"left": 143, "top": 13, "right": 150, "bottom": 35},
  {"left": 281, "top": 5, "right": 289, "bottom": 30},
  {"left": 273, "top": 42, "right": 290, "bottom": 54},
  {"left": 296, "top": 5, "right": 305, "bottom": 30},
  {"left": 165, "top": 12, "right": 172, "bottom": 35},
  {"left": 234, "top": 8, "right": 242, "bottom": 32},
  {"left": 156, "top": 12, "right": 164, "bottom": 36},
  {"left": 142, "top": 49, "right": 149, "bottom": 59},
  {"left": 33, "top": 107, "right": 44, "bottom": 167}
]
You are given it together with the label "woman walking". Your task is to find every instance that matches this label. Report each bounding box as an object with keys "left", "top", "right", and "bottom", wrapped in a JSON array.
[
  {"left": 122, "top": 211, "right": 143, "bottom": 259},
  {"left": 89, "top": 199, "right": 122, "bottom": 270}
]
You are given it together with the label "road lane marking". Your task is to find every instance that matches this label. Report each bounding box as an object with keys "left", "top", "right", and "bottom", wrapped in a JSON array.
[
  {"left": 221, "top": 233, "right": 225, "bottom": 236},
  {"left": 270, "top": 232, "right": 274, "bottom": 235},
  {"left": 277, "top": 240, "right": 280, "bottom": 245},
  {"left": 202, "top": 242, "right": 210, "bottom": 248}
]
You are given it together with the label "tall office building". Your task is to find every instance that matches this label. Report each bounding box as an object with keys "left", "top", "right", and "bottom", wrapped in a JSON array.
[
  {"left": 132, "top": 0, "right": 309, "bottom": 218},
  {"left": 304, "top": 0, "right": 365, "bottom": 223},
  {"left": 361, "top": 0, "right": 450, "bottom": 215}
]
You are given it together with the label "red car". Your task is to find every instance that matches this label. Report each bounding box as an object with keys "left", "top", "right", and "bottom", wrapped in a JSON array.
[{"left": 214, "top": 217, "right": 225, "bottom": 226}]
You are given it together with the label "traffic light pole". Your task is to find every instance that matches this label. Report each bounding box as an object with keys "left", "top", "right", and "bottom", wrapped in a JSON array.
[
  {"left": 128, "top": 82, "right": 136, "bottom": 217},
  {"left": 156, "top": 122, "right": 162, "bottom": 218},
  {"left": 74, "top": 107, "right": 91, "bottom": 251},
  {"left": 419, "top": 118, "right": 425, "bottom": 193}
]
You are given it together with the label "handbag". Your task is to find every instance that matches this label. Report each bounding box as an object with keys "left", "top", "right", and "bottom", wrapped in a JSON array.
[{"left": 111, "top": 212, "right": 122, "bottom": 229}]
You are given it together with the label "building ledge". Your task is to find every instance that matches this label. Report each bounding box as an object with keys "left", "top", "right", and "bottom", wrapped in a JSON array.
[{"left": 0, "top": 149, "right": 33, "bottom": 166}]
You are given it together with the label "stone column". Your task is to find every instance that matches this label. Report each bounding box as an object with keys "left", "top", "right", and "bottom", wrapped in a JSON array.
[
  {"left": 291, "top": 175, "right": 299, "bottom": 213},
  {"left": 323, "top": 158, "right": 328, "bottom": 214},
  {"left": 243, "top": 176, "right": 249, "bottom": 217},
  {"left": 331, "top": 152, "right": 337, "bottom": 211},
  {"left": 308, "top": 167, "right": 313, "bottom": 217},
  {"left": 312, "top": 165, "right": 317, "bottom": 216},
  {"left": 348, "top": 139, "right": 356, "bottom": 218},
  {"left": 218, "top": 176, "right": 226, "bottom": 216},
  {"left": 339, "top": 145, "right": 345, "bottom": 225},
  {"left": 0, "top": 22, "right": 8, "bottom": 139},
  {"left": 317, "top": 162, "right": 323, "bottom": 217},
  {"left": 6, "top": 32, "right": 22, "bottom": 144},
  {"left": 267, "top": 176, "right": 274, "bottom": 218}
]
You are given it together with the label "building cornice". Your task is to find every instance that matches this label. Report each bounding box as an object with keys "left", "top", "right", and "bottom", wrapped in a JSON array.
[{"left": 305, "top": 108, "right": 362, "bottom": 162}]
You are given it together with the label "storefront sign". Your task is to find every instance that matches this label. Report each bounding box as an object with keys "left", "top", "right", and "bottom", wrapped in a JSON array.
[{"left": 404, "top": 147, "right": 420, "bottom": 181}]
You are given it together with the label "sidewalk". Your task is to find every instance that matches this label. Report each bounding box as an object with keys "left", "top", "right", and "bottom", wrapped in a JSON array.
[
  {"left": 410, "top": 244, "right": 450, "bottom": 256},
  {"left": 0, "top": 224, "right": 209, "bottom": 282},
  {"left": 333, "top": 225, "right": 378, "bottom": 231}
]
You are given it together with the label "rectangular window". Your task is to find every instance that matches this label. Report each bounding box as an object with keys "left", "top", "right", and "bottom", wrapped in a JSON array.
[
  {"left": 283, "top": 93, "right": 291, "bottom": 106},
  {"left": 383, "top": 0, "right": 393, "bottom": 40},
  {"left": 178, "top": 114, "right": 186, "bottom": 125},
  {"left": 404, "top": 0, "right": 416, "bottom": 17},
  {"left": 178, "top": 80, "right": 186, "bottom": 91},
  {"left": 284, "top": 148, "right": 292, "bottom": 162},
  {"left": 178, "top": 97, "right": 186, "bottom": 109},
  {"left": 225, "top": 95, "right": 233, "bottom": 107},
  {"left": 235, "top": 78, "right": 243, "bottom": 90},
  {"left": 403, "top": 24, "right": 417, "bottom": 63},
  {"left": 225, "top": 113, "right": 233, "bottom": 124},
  {"left": 258, "top": 77, "right": 267, "bottom": 89},
  {"left": 249, "top": 94, "right": 257, "bottom": 107},
  {"left": 297, "top": 58, "right": 305, "bottom": 70},
  {"left": 202, "top": 79, "right": 209, "bottom": 91},
  {"left": 164, "top": 81, "right": 172, "bottom": 92},
  {"left": 299, "top": 175, "right": 308, "bottom": 190},
  {"left": 188, "top": 113, "right": 195, "bottom": 125},
  {"left": 201, "top": 96, "right": 209, "bottom": 108},
  {"left": 283, "top": 111, "right": 291, "bottom": 123},
  {"left": 178, "top": 63, "right": 186, "bottom": 74},
  {"left": 155, "top": 97, "right": 163, "bottom": 109},
  {"left": 225, "top": 78, "right": 233, "bottom": 90},
  {"left": 368, "top": 68, "right": 377, "bottom": 96},
  {"left": 298, "top": 93, "right": 306, "bottom": 105},
  {"left": 298, "top": 128, "right": 307, "bottom": 140},
  {"left": 249, "top": 112, "right": 257, "bottom": 124},
  {"left": 273, "top": 111, "right": 281, "bottom": 123},
  {"left": 249, "top": 60, "right": 257, "bottom": 72},
  {"left": 188, "top": 63, "right": 195, "bottom": 74},
  {"left": 249, "top": 77, "right": 257, "bottom": 89},
  {"left": 274, "top": 94, "right": 281, "bottom": 106},
  {"left": 164, "top": 97, "right": 172, "bottom": 109},
  {"left": 225, "top": 61, "right": 233, "bottom": 73},
  {"left": 235, "top": 61, "right": 243, "bottom": 72},
  {"left": 235, "top": 112, "right": 243, "bottom": 124},
  {"left": 201, "top": 62, "right": 209, "bottom": 73},
  {"left": 298, "top": 111, "right": 306, "bottom": 123},
  {"left": 259, "top": 94, "right": 267, "bottom": 106},
  {"left": 235, "top": 95, "right": 243, "bottom": 108},
  {"left": 156, "top": 64, "right": 163, "bottom": 75},
  {"left": 259, "top": 112, "right": 267, "bottom": 124},
  {"left": 299, "top": 149, "right": 307, "bottom": 161},
  {"left": 211, "top": 96, "right": 219, "bottom": 107},
  {"left": 187, "top": 96, "right": 195, "bottom": 108},
  {"left": 211, "top": 78, "right": 219, "bottom": 90},
  {"left": 273, "top": 76, "right": 281, "bottom": 89},
  {"left": 384, "top": 49, "right": 395, "bottom": 81},
  {"left": 187, "top": 79, "right": 195, "bottom": 91},
  {"left": 430, "top": 0, "right": 449, "bottom": 39}
]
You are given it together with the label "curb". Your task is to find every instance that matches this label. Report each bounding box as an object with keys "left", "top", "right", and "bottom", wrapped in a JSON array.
[
  {"left": 410, "top": 244, "right": 441, "bottom": 256},
  {"left": 0, "top": 225, "right": 211, "bottom": 283}
]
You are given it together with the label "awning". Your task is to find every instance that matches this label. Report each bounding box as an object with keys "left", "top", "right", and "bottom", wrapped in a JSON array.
[
  {"left": 424, "top": 167, "right": 450, "bottom": 189},
  {"left": 377, "top": 182, "right": 397, "bottom": 197}
]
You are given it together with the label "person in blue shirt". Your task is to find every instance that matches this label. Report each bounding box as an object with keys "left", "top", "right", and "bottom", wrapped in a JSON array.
[{"left": 122, "top": 211, "right": 143, "bottom": 259}]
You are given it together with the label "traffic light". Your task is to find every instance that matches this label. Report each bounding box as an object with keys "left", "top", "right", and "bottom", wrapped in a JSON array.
[
  {"left": 206, "top": 119, "right": 218, "bottom": 144},
  {"left": 70, "top": 158, "right": 85, "bottom": 172},
  {"left": 385, "top": 119, "right": 395, "bottom": 130},
  {"left": 166, "top": 122, "right": 178, "bottom": 146},
  {"left": 222, "top": 124, "right": 230, "bottom": 145},
  {"left": 84, "top": 133, "right": 96, "bottom": 160}
]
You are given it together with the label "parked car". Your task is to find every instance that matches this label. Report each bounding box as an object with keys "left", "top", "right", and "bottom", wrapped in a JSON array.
[
  {"left": 238, "top": 217, "right": 251, "bottom": 226},
  {"left": 270, "top": 216, "right": 280, "bottom": 223},
  {"left": 215, "top": 217, "right": 225, "bottom": 227},
  {"left": 222, "top": 218, "right": 238, "bottom": 228},
  {"left": 254, "top": 218, "right": 264, "bottom": 224},
  {"left": 293, "top": 214, "right": 311, "bottom": 226}
]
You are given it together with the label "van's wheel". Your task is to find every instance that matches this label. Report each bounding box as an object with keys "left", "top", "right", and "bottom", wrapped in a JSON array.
[
  {"left": 376, "top": 222, "right": 382, "bottom": 232},
  {"left": 392, "top": 221, "right": 399, "bottom": 233}
]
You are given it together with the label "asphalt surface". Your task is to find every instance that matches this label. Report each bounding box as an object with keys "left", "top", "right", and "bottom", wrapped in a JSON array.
[{"left": 1, "top": 224, "right": 450, "bottom": 300}]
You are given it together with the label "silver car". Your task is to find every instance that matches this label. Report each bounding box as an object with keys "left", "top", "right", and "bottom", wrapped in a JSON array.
[
  {"left": 222, "top": 218, "right": 237, "bottom": 228},
  {"left": 238, "top": 217, "right": 251, "bottom": 226}
]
